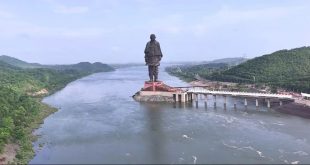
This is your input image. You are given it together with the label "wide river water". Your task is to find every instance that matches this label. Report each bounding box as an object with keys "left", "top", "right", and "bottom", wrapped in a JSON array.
[{"left": 31, "top": 66, "right": 310, "bottom": 164}]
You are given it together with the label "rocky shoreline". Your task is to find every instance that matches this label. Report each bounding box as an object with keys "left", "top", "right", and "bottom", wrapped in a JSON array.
[{"left": 0, "top": 144, "right": 19, "bottom": 164}]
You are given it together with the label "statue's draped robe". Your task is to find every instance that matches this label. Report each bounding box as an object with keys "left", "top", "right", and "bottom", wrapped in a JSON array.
[{"left": 144, "top": 41, "right": 163, "bottom": 66}]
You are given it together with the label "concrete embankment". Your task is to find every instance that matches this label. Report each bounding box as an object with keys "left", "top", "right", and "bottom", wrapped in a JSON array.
[{"left": 274, "top": 102, "right": 310, "bottom": 119}]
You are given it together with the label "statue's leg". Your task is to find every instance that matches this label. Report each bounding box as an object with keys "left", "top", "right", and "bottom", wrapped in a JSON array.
[
  {"left": 154, "top": 65, "right": 159, "bottom": 81},
  {"left": 152, "top": 66, "right": 157, "bottom": 82},
  {"left": 148, "top": 65, "right": 153, "bottom": 81}
]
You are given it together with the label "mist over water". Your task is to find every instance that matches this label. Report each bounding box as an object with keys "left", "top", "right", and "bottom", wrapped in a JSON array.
[{"left": 31, "top": 66, "right": 310, "bottom": 164}]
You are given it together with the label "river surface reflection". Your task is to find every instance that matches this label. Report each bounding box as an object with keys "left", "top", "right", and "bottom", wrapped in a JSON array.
[{"left": 31, "top": 65, "right": 310, "bottom": 164}]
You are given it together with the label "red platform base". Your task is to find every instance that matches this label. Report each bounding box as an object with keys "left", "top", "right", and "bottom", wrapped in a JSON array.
[{"left": 142, "top": 81, "right": 182, "bottom": 92}]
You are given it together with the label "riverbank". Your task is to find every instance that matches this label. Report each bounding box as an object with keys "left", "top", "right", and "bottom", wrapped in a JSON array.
[
  {"left": 0, "top": 56, "right": 115, "bottom": 164},
  {"left": 0, "top": 72, "right": 113, "bottom": 164},
  {"left": 0, "top": 144, "right": 18, "bottom": 164},
  {"left": 0, "top": 99, "right": 58, "bottom": 164},
  {"left": 274, "top": 102, "right": 310, "bottom": 119}
]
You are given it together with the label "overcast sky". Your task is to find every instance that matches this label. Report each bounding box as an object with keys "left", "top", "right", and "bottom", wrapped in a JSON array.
[{"left": 0, "top": 0, "right": 310, "bottom": 64}]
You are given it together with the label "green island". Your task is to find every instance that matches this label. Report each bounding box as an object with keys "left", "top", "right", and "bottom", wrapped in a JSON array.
[
  {"left": 166, "top": 47, "right": 310, "bottom": 93},
  {"left": 0, "top": 55, "right": 114, "bottom": 164}
]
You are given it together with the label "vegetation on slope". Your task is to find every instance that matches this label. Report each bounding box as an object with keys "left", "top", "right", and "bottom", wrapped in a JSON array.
[
  {"left": 166, "top": 47, "right": 310, "bottom": 93},
  {"left": 165, "top": 63, "right": 229, "bottom": 82},
  {"left": 203, "top": 57, "right": 248, "bottom": 66},
  {"left": 0, "top": 55, "right": 42, "bottom": 68},
  {"left": 209, "top": 47, "right": 310, "bottom": 92},
  {"left": 0, "top": 56, "right": 114, "bottom": 163}
]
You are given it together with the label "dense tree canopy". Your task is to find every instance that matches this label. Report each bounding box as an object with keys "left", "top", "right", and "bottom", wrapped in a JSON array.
[{"left": 209, "top": 47, "right": 310, "bottom": 92}]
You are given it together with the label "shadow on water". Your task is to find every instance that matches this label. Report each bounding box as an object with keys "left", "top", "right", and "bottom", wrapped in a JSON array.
[{"left": 140, "top": 102, "right": 165, "bottom": 163}]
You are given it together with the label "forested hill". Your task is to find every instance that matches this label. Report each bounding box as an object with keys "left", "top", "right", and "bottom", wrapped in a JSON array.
[
  {"left": 0, "top": 55, "right": 115, "bottom": 72},
  {"left": 205, "top": 57, "right": 248, "bottom": 66},
  {"left": 0, "top": 55, "right": 43, "bottom": 68},
  {"left": 0, "top": 57, "right": 115, "bottom": 93},
  {"left": 210, "top": 47, "right": 310, "bottom": 92},
  {"left": 165, "top": 63, "right": 230, "bottom": 82},
  {"left": 0, "top": 56, "right": 114, "bottom": 163},
  {"left": 165, "top": 57, "right": 246, "bottom": 82}
]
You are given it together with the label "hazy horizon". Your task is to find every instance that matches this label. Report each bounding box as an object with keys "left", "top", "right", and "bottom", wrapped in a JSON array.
[
  {"left": 1, "top": 54, "right": 250, "bottom": 65},
  {"left": 1, "top": 0, "right": 310, "bottom": 64}
]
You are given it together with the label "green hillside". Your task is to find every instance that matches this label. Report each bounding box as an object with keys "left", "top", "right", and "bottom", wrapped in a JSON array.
[
  {"left": 165, "top": 57, "right": 247, "bottom": 81},
  {"left": 204, "top": 57, "right": 248, "bottom": 66},
  {"left": 0, "top": 55, "right": 42, "bottom": 68},
  {"left": 210, "top": 47, "right": 310, "bottom": 92},
  {"left": 0, "top": 56, "right": 114, "bottom": 163},
  {"left": 48, "top": 62, "right": 114, "bottom": 72},
  {"left": 166, "top": 63, "right": 229, "bottom": 81},
  {"left": 0, "top": 55, "right": 115, "bottom": 73}
]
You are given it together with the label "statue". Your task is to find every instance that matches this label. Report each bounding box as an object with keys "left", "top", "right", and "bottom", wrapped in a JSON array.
[{"left": 144, "top": 34, "right": 163, "bottom": 82}]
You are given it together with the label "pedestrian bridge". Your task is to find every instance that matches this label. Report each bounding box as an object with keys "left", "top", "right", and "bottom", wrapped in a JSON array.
[
  {"left": 173, "top": 87, "right": 293, "bottom": 108},
  {"left": 187, "top": 87, "right": 293, "bottom": 99}
]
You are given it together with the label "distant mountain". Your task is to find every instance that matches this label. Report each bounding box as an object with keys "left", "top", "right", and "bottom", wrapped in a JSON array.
[
  {"left": 111, "top": 63, "right": 145, "bottom": 69},
  {"left": 210, "top": 47, "right": 310, "bottom": 92},
  {"left": 165, "top": 57, "right": 247, "bottom": 82},
  {"left": 0, "top": 55, "right": 115, "bottom": 94},
  {"left": 0, "top": 55, "right": 43, "bottom": 68},
  {"left": 0, "top": 55, "right": 115, "bottom": 73},
  {"left": 205, "top": 57, "right": 248, "bottom": 66},
  {"left": 46, "top": 62, "right": 114, "bottom": 73},
  {"left": 165, "top": 63, "right": 230, "bottom": 82},
  {"left": 164, "top": 57, "right": 248, "bottom": 66}
]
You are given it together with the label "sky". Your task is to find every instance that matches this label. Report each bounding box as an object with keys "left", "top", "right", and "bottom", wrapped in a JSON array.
[{"left": 0, "top": 0, "right": 310, "bottom": 64}]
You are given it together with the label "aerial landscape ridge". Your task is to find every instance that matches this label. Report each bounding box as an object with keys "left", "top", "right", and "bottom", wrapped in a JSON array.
[
  {"left": 2, "top": 1, "right": 310, "bottom": 164},
  {"left": 1, "top": 44, "right": 310, "bottom": 163}
]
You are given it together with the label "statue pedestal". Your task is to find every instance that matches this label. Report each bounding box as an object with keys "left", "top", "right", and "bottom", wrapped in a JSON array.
[
  {"left": 143, "top": 81, "right": 163, "bottom": 91},
  {"left": 133, "top": 81, "right": 185, "bottom": 102},
  {"left": 142, "top": 81, "right": 181, "bottom": 92}
]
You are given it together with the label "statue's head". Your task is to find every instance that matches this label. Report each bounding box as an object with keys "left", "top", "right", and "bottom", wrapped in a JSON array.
[{"left": 150, "top": 34, "right": 156, "bottom": 41}]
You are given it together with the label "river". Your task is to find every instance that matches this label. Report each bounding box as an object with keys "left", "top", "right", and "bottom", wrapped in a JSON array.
[{"left": 30, "top": 65, "right": 310, "bottom": 164}]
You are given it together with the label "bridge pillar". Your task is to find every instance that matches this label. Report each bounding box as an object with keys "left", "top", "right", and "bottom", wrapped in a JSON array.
[
  {"left": 175, "top": 94, "right": 179, "bottom": 102},
  {"left": 204, "top": 94, "right": 208, "bottom": 108},
  {"left": 189, "top": 93, "right": 193, "bottom": 102},
  {"left": 233, "top": 97, "right": 237, "bottom": 109},
  {"left": 255, "top": 99, "right": 259, "bottom": 107},
  {"left": 213, "top": 95, "right": 217, "bottom": 107},
  {"left": 279, "top": 100, "right": 283, "bottom": 106},
  {"left": 195, "top": 93, "right": 198, "bottom": 108},
  {"left": 244, "top": 98, "right": 248, "bottom": 107},
  {"left": 224, "top": 95, "right": 227, "bottom": 109},
  {"left": 267, "top": 99, "right": 271, "bottom": 108},
  {"left": 181, "top": 93, "right": 186, "bottom": 102}
]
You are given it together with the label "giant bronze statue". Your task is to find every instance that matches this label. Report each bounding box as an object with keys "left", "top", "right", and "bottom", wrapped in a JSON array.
[{"left": 144, "top": 34, "right": 163, "bottom": 82}]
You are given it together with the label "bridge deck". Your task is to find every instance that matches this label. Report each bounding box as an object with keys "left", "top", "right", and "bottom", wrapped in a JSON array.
[{"left": 187, "top": 87, "right": 293, "bottom": 99}]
